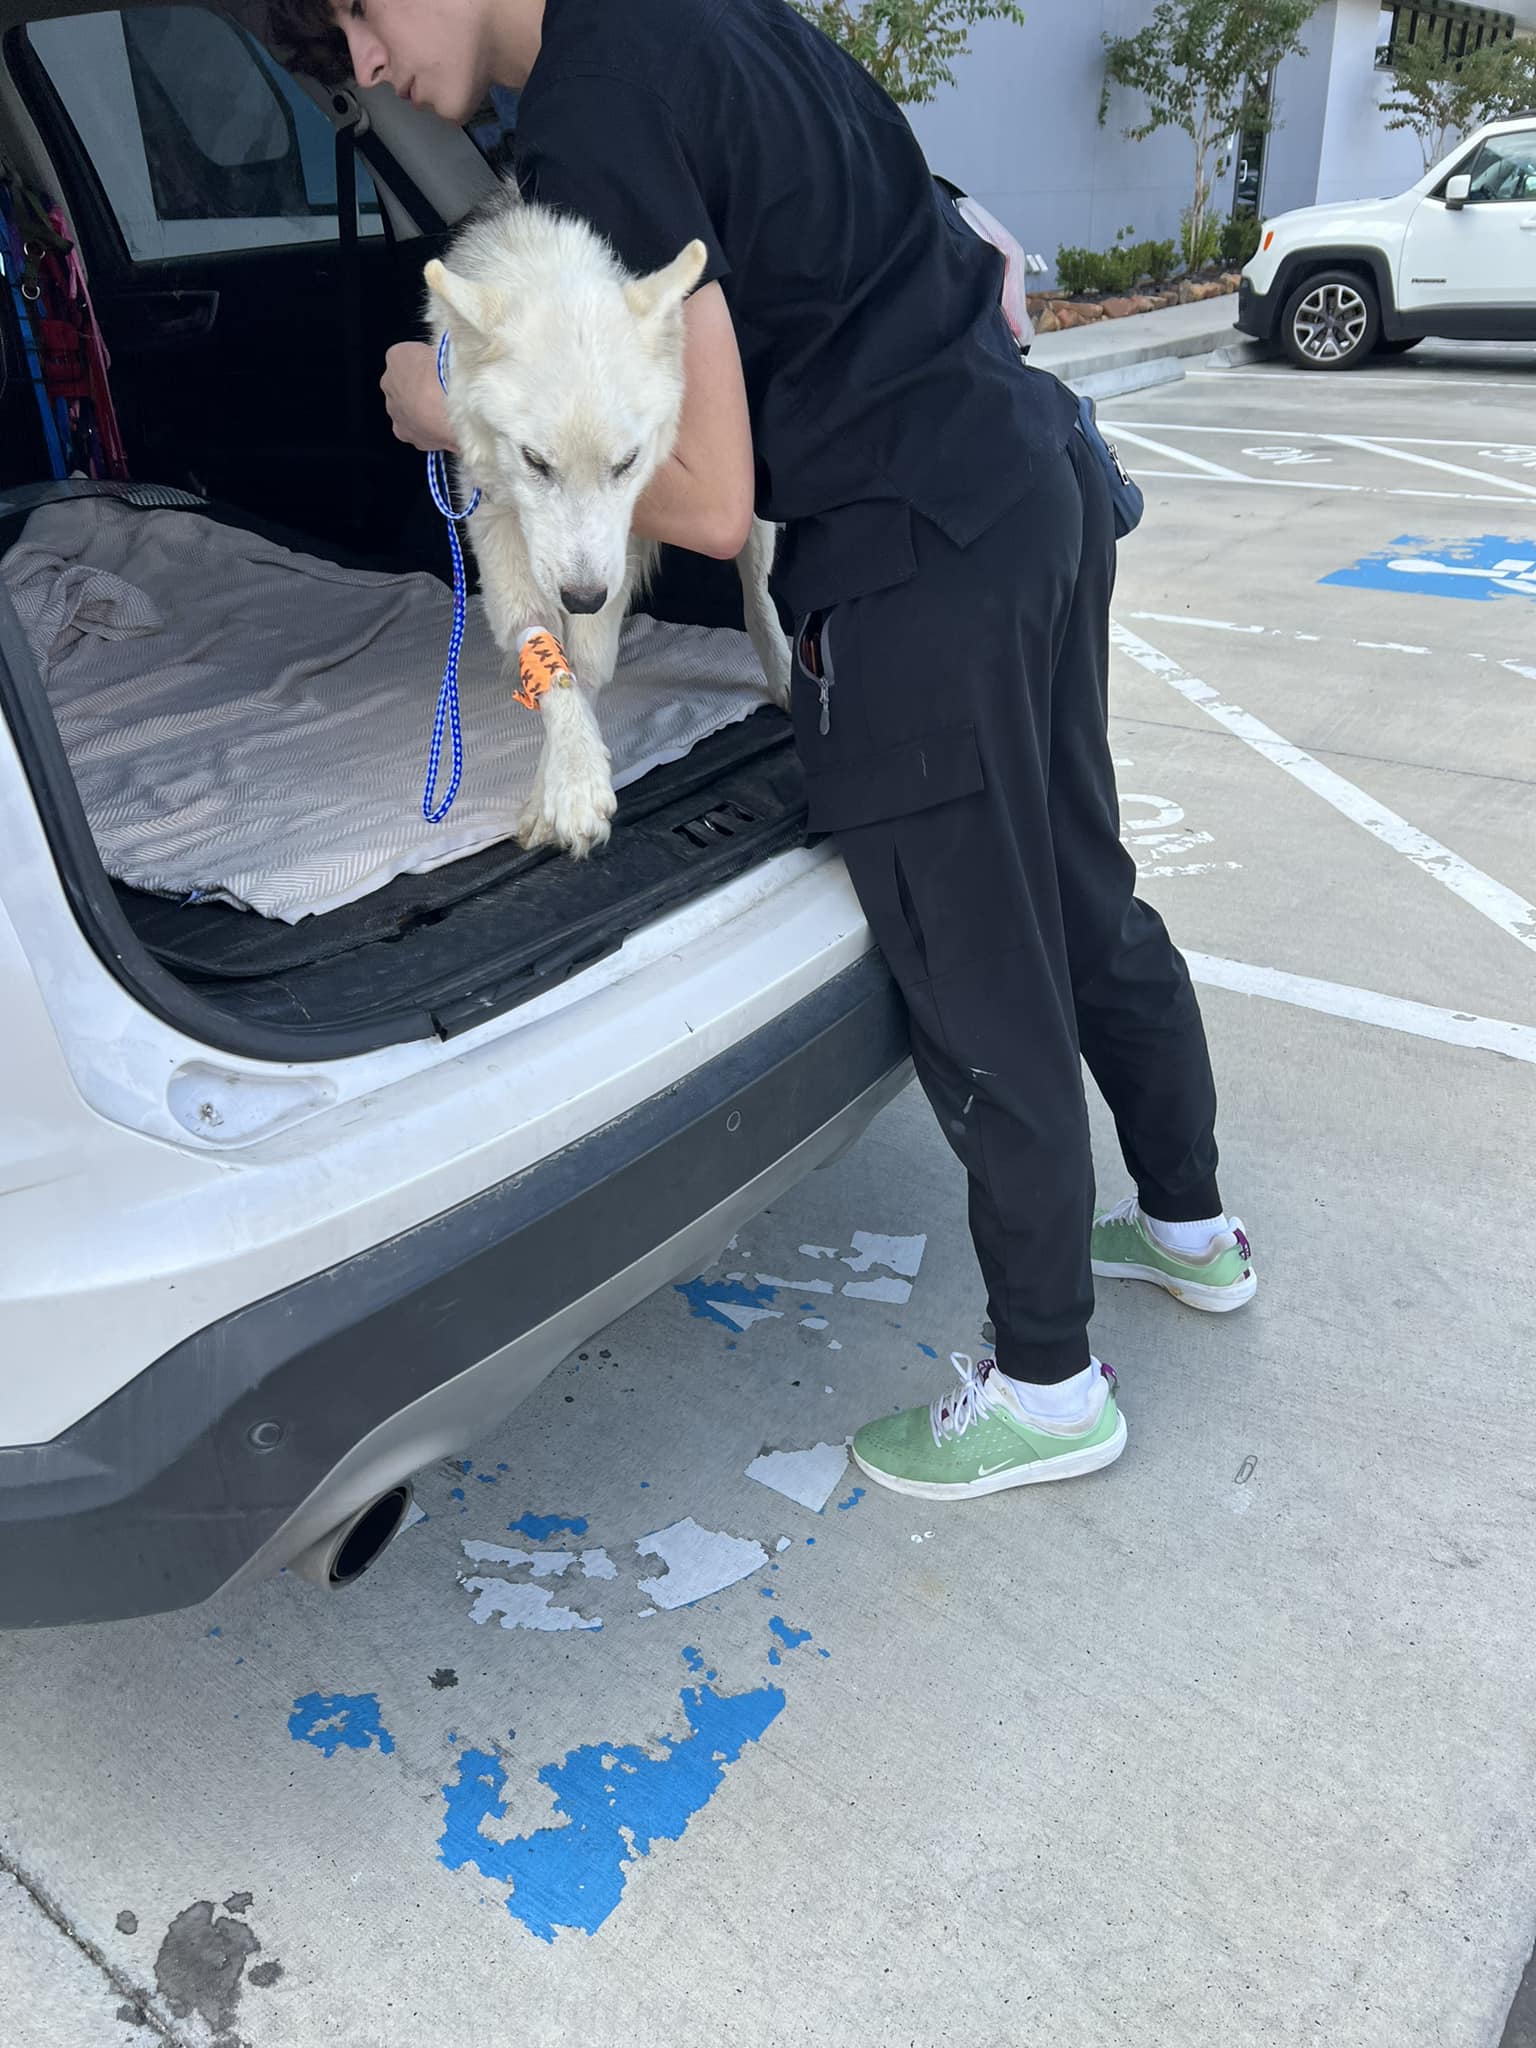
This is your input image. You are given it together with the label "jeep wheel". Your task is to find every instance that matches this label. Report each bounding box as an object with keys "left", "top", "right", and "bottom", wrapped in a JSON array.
[{"left": 1280, "top": 271, "right": 1380, "bottom": 370}]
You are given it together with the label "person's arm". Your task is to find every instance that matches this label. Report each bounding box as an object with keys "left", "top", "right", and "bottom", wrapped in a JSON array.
[{"left": 631, "top": 281, "right": 754, "bottom": 561}]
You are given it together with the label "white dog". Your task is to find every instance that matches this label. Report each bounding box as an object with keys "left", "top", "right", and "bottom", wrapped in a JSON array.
[{"left": 424, "top": 198, "right": 789, "bottom": 857}]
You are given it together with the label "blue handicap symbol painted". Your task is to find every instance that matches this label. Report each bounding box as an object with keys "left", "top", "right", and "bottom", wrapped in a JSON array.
[{"left": 1321, "top": 534, "right": 1536, "bottom": 604}]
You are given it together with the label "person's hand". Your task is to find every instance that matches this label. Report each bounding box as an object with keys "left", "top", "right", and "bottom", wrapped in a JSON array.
[{"left": 380, "top": 341, "right": 456, "bottom": 453}]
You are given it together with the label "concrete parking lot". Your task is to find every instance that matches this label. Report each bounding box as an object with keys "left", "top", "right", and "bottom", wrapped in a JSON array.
[{"left": 3, "top": 341, "right": 1535, "bottom": 2048}]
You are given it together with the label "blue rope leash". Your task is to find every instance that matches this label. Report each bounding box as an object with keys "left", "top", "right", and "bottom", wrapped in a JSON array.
[{"left": 422, "top": 332, "right": 481, "bottom": 823}]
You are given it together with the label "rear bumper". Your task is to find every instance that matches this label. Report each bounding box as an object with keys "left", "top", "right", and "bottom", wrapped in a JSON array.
[{"left": 0, "top": 953, "right": 911, "bottom": 1629}]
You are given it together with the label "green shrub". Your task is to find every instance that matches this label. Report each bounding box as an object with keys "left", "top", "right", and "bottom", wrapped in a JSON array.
[
  {"left": 1218, "top": 213, "right": 1262, "bottom": 268},
  {"left": 1054, "top": 245, "right": 1105, "bottom": 295},
  {"left": 1180, "top": 205, "right": 1221, "bottom": 272},
  {"left": 1126, "top": 237, "right": 1177, "bottom": 283},
  {"left": 1056, "top": 228, "right": 1181, "bottom": 296}
]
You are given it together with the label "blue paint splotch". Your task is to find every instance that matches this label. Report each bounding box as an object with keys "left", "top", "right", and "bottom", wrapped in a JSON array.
[
  {"left": 836, "top": 1487, "right": 866, "bottom": 1512},
  {"left": 768, "top": 1617, "right": 812, "bottom": 1653},
  {"left": 507, "top": 1512, "right": 589, "bottom": 1541},
  {"left": 288, "top": 1691, "right": 395, "bottom": 1758},
  {"left": 1320, "top": 535, "right": 1536, "bottom": 605},
  {"left": 438, "top": 1681, "right": 785, "bottom": 1942},
  {"left": 919, "top": 1343, "right": 938, "bottom": 1359},
  {"left": 680, "top": 1646, "right": 705, "bottom": 1671},
  {"left": 673, "top": 1276, "right": 777, "bottom": 1331}
]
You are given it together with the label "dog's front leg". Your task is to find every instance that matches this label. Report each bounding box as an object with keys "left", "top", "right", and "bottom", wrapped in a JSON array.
[
  {"left": 737, "top": 517, "right": 790, "bottom": 710},
  {"left": 516, "top": 604, "right": 623, "bottom": 858}
]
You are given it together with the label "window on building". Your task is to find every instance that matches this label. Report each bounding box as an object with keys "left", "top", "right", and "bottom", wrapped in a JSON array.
[{"left": 1374, "top": 2, "right": 1516, "bottom": 69}]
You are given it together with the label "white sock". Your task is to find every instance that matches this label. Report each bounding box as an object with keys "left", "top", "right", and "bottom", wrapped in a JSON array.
[
  {"left": 996, "top": 1358, "right": 1102, "bottom": 1426},
  {"left": 1143, "top": 1209, "right": 1229, "bottom": 1255}
]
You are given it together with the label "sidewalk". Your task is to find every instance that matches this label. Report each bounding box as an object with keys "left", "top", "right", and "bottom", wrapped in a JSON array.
[{"left": 1028, "top": 292, "right": 1259, "bottom": 397}]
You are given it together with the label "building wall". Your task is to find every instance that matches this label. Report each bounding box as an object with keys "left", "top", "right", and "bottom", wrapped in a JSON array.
[
  {"left": 905, "top": 0, "right": 1482, "bottom": 285},
  {"left": 1313, "top": 0, "right": 1428, "bottom": 200},
  {"left": 907, "top": 0, "right": 1234, "bottom": 288}
]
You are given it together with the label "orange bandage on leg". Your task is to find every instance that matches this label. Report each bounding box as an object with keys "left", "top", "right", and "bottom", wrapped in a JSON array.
[{"left": 514, "top": 627, "right": 576, "bottom": 710}]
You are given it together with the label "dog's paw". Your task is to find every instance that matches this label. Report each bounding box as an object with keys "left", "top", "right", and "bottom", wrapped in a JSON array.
[{"left": 518, "top": 753, "right": 617, "bottom": 858}]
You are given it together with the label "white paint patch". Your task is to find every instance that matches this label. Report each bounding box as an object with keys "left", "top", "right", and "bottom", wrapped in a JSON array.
[
  {"left": 842, "top": 1230, "right": 927, "bottom": 1277},
  {"left": 1140, "top": 861, "right": 1245, "bottom": 878},
  {"left": 635, "top": 1519, "right": 770, "bottom": 1610},
  {"left": 1110, "top": 623, "right": 1536, "bottom": 956},
  {"left": 710, "top": 1302, "right": 784, "bottom": 1332},
  {"left": 799, "top": 1244, "right": 839, "bottom": 1260},
  {"left": 843, "top": 1276, "right": 912, "bottom": 1304},
  {"left": 800, "top": 1316, "right": 830, "bottom": 1329},
  {"left": 461, "top": 1540, "right": 568, "bottom": 1574},
  {"left": 579, "top": 1548, "right": 618, "bottom": 1581},
  {"left": 745, "top": 1442, "right": 849, "bottom": 1511},
  {"left": 462, "top": 1578, "right": 602, "bottom": 1632},
  {"left": 636, "top": 1607, "right": 657, "bottom": 1618},
  {"left": 757, "top": 1274, "right": 835, "bottom": 1294},
  {"left": 829, "top": 1340, "right": 843, "bottom": 1351},
  {"left": 776, "top": 1536, "right": 792, "bottom": 1552},
  {"left": 1187, "top": 952, "right": 1536, "bottom": 1065},
  {"left": 403, "top": 1502, "right": 428, "bottom": 1530}
]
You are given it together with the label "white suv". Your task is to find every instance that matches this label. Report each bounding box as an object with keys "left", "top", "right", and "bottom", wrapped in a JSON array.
[
  {"left": 0, "top": 3, "right": 912, "bottom": 1628},
  {"left": 1237, "top": 113, "right": 1536, "bottom": 369}
]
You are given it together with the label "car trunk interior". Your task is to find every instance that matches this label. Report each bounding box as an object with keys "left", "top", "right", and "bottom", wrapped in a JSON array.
[{"left": 0, "top": 0, "right": 803, "bottom": 1060}]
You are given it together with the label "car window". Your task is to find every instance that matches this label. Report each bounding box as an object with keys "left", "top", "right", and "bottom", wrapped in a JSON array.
[
  {"left": 25, "top": 6, "right": 383, "bottom": 261},
  {"left": 1464, "top": 128, "right": 1536, "bottom": 204}
]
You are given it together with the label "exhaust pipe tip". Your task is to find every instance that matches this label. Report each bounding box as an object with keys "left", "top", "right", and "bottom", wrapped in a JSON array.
[{"left": 289, "top": 1484, "right": 414, "bottom": 1590}]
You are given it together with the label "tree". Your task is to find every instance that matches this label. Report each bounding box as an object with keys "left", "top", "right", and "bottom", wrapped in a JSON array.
[
  {"left": 1379, "top": 32, "right": 1536, "bottom": 171},
  {"left": 1101, "top": 0, "right": 1319, "bottom": 268},
  {"left": 790, "top": 0, "right": 1026, "bottom": 105}
]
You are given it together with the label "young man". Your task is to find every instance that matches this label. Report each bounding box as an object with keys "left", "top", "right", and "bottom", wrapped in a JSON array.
[{"left": 304, "top": 0, "right": 1256, "bottom": 1499}]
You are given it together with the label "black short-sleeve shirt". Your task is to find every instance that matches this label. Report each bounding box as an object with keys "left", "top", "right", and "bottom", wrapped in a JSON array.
[{"left": 514, "top": 0, "right": 1077, "bottom": 609}]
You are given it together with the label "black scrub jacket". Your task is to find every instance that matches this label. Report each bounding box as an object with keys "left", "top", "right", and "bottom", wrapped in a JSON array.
[{"left": 513, "top": 0, "right": 1079, "bottom": 619}]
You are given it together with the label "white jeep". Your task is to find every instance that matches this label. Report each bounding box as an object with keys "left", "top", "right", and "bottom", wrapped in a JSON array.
[{"left": 1237, "top": 111, "right": 1536, "bottom": 369}]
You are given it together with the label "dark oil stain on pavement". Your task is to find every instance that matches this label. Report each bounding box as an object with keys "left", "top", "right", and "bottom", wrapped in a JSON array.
[
  {"left": 154, "top": 1894, "right": 282, "bottom": 2040},
  {"left": 429, "top": 1668, "right": 459, "bottom": 1690}
]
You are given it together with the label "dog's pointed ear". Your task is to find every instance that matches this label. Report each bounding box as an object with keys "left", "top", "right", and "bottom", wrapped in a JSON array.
[
  {"left": 423, "top": 259, "right": 506, "bottom": 337},
  {"left": 623, "top": 239, "right": 708, "bottom": 322}
]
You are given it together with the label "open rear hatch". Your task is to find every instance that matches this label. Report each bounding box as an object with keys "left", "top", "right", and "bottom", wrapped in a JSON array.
[{"left": 0, "top": 483, "right": 804, "bottom": 1061}]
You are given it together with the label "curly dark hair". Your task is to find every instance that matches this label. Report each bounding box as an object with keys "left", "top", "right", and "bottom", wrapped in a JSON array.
[{"left": 258, "top": 0, "right": 353, "bottom": 87}]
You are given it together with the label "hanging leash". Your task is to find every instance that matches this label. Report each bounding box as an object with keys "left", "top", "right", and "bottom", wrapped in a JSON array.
[
  {"left": 420, "top": 338, "right": 578, "bottom": 823},
  {"left": 421, "top": 332, "right": 480, "bottom": 823}
]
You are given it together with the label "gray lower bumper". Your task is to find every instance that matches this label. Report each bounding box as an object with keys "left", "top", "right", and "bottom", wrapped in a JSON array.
[{"left": 0, "top": 954, "right": 910, "bottom": 1629}]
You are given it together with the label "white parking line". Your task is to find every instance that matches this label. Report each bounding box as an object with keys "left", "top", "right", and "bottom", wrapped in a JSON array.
[
  {"left": 1187, "top": 954, "right": 1536, "bottom": 1065},
  {"left": 1110, "top": 622, "right": 1536, "bottom": 955},
  {"left": 1189, "top": 367, "right": 1536, "bottom": 392},
  {"left": 1124, "top": 612, "right": 1536, "bottom": 681},
  {"left": 1328, "top": 434, "right": 1536, "bottom": 501},
  {"left": 1105, "top": 422, "right": 1536, "bottom": 455},
  {"left": 1133, "top": 467, "right": 1533, "bottom": 506},
  {"left": 1100, "top": 426, "right": 1255, "bottom": 482}
]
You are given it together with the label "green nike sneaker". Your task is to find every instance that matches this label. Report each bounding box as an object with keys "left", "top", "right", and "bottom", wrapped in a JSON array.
[
  {"left": 1092, "top": 1197, "right": 1256, "bottom": 1312},
  {"left": 851, "top": 1355, "right": 1125, "bottom": 1501}
]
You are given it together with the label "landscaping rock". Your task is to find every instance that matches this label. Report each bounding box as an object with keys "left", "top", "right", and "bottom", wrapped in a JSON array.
[{"left": 1101, "top": 295, "right": 1155, "bottom": 320}]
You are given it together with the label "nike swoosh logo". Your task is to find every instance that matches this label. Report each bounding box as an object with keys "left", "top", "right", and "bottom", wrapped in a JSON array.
[{"left": 975, "top": 1461, "right": 1019, "bottom": 1477}]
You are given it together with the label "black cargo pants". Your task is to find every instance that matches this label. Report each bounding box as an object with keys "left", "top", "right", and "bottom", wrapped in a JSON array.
[{"left": 790, "top": 430, "right": 1222, "bottom": 1382}]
